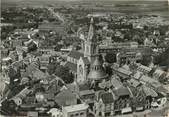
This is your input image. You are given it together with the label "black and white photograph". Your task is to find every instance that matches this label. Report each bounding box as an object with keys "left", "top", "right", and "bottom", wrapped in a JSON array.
[{"left": 0, "top": 0, "right": 169, "bottom": 117}]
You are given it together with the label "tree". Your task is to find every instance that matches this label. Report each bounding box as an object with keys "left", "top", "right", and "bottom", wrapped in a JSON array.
[
  {"left": 105, "top": 65, "right": 112, "bottom": 76},
  {"left": 54, "top": 65, "right": 74, "bottom": 84},
  {"left": 47, "top": 62, "right": 59, "bottom": 75},
  {"left": 27, "top": 41, "right": 38, "bottom": 53},
  {"left": 104, "top": 52, "right": 116, "bottom": 63},
  {"left": 154, "top": 47, "right": 169, "bottom": 68},
  {"left": 54, "top": 44, "right": 63, "bottom": 51},
  {"left": 47, "top": 62, "right": 74, "bottom": 84},
  {"left": 140, "top": 55, "right": 152, "bottom": 66}
]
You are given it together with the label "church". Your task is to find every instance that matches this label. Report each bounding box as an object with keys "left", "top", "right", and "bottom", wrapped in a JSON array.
[{"left": 65, "top": 17, "right": 108, "bottom": 85}]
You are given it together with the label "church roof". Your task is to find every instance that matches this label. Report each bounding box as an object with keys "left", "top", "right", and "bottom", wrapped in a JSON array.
[
  {"left": 68, "top": 51, "right": 84, "bottom": 60},
  {"left": 88, "top": 56, "right": 108, "bottom": 80}
]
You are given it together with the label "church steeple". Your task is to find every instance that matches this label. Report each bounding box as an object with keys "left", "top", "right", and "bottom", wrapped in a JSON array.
[
  {"left": 84, "top": 17, "right": 98, "bottom": 61},
  {"left": 88, "top": 17, "right": 94, "bottom": 41}
]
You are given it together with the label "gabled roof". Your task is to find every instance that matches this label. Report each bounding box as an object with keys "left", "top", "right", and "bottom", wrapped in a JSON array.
[
  {"left": 128, "top": 79, "right": 141, "bottom": 88},
  {"left": 117, "top": 68, "right": 132, "bottom": 76},
  {"left": 142, "top": 85, "right": 158, "bottom": 97},
  {"left": 111, "top": 78, "right": 123, "bottom": 89},
  {"left": 54, "top": 89, "right": 77, "bottom": 106},
  {"left": 133, "top": 71, "right": 143, "bottom": 80},
  {"left": 68, "top": 51, "right": 84, "bottom": 60}
]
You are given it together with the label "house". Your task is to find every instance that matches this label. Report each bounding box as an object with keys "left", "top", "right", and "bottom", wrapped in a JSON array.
[
  {"left": 47, "top": 108, "right": 62, "bottom": 117},
  {"left": 94, "top": 91, "right": 114, "bottom": 116},
  {"left": 10, "top": 87, "right": 33, "bottom": 106},
  {"left": 133, "top": 71, "right": 144, "bottom": 80},
  {"left": 142, "top": 85, "right": 158, "bottom": 109},
  {"left": 39, "top": 55, "right": 51, "bottom": 72},
  {"left": 79, "top": 89, "right": 95, "bottom": 108},
  {"left": 112, "top": 66, "right": 132, "bottom": 80},
  {"left": 129, "top": 86, "right": 147, "bottom": 111},
  {"left": 62, "top": 103, "right": 89, "bottom": 117},
  {"left": 139, "top": 75, "right": 161, "bottom": 89},
  {"left": 127, "top": 79, "right": 141, "bottom": 88},
  {"left": 137, "top": 64, "right": 152, "bottom": 75},
  {"left": 111, "top": 78, "right": 123, "bottom": 89},
  {"left": 111, "top": 79, "right": 132, "bottom": 114}
]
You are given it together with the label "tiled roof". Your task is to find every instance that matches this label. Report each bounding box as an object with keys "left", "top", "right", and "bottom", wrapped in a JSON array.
[
  {"left": 114, "top": 87, "right": 130, "bottom": 97},
  {"left": 117, "top": 68, "right": 132, "bottom": 76},
  {"left": 68, "top": 51, "right": 84, "bottom": 60},
  {"left": 101, "top": 92, "right": 114, "bottom": 104},
  {"left": 140, "top": 75, "right": 161, "bottom": 88},
  {"left": 128, "top": 79, "right": 141, "bottom": 88},
  {"left": 54, "top": 89, "right": 77, "bottom": 106},
  {"left": 64, "top": 62, "right": 77, "bottom": 72},
  {"left": 142, "top": 85, "right": 158, "bottom": 97},
  {"left": 133, "top": 71, "right": 143, "bottom": 80},
  {"left": 137, "top": 64, "right": 152, "bottom": 72}
]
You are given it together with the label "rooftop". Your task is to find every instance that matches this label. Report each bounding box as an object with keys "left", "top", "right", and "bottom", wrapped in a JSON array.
[
  {"left": 68, "top": 51, "right": 84, "bottom": 60},
  {"left": 55, "top": 89, "right": 77, "bottom": 107},
  {"left": 79, "top": 89, "right": 95, "bottom": 96},
  {"left": 63, "top": 103, "right": 88, "bottom": 113},
  {"left": 111, "top": 78, "right": 123, "bottom": 89},
  {"left": 117, "top": 67, "right": 132, "bottom": 76}
]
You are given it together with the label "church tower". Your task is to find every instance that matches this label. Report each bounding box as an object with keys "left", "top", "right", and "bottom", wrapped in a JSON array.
[{"left": 84, "top": 17, "right": 98, "bottom": 62}]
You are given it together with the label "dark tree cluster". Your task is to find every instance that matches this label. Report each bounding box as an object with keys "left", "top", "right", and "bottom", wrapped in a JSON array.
[
  {"left": 104, "top": 52, "right": 117, "bottom": 63},
  {"left": 47, "top": 62, "right": 74, "bottom": 84},
  {"left": 154, "top": 47, "right": 169, "bottom": 71}
]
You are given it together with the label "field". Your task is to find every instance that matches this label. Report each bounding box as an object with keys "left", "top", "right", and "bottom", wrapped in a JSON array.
[{"left": 1, "top": 0, "right": 169, "bottom": 20}]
